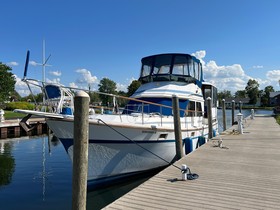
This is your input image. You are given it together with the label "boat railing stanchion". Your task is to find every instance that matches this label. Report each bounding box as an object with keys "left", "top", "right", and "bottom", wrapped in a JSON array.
[
  {"left": 72, "top": 91, "right": 89, "bottom": 210},
  {"left": 207, "top": 97, "right": 213, "bottom": 140},
  {"left": 141, "top": 102, "right": 144, "bottom": 124},
  {"left": 160, "top": 106, "right": 163, "bottom": 126}
]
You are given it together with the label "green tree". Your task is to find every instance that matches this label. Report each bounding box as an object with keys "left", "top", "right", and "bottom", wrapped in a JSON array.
[
  {"left": 98, "top": 78, "right": 117, "bottom": 105},
  {"left": 116, "top": 90, "right": 127, "bottom": 107},
  {"left": 235, "top": 90, "right": 246, "bottom": 98},
  {"left": 127, "top": 80, "right": 141, "bottom": 96},
  {"left": 217, "top": 90, "right": 232, "bottom": 101},
  {"left": 0, "top": 63, "right": 16, "bottom": 104},
  {"left": 35, "top": 93, "right": 43, "bottom": 102},
  {"left": 245, "top": 79, "right": 259, "bottom": 105},
  {"left": 9, "top": 90, "right": 21, "bottom": 102},
  {"left": 261, "top": 85, "right": 275, "bottom": 106},
  {"left": 88, "top": 91, "right": 100, "bottom": 104}
]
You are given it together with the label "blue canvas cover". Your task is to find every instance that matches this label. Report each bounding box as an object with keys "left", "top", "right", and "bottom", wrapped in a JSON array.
[{"left": 45, "top": 85, "right": 61, "bottom": 99}]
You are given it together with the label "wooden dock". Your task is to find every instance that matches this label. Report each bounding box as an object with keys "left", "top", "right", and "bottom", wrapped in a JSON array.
[
  {"left": 0, "top": 118, "right": 47, "bottom": 139},
  {"left": 104, "top": 115, "right": 280, "bottom": 209}
]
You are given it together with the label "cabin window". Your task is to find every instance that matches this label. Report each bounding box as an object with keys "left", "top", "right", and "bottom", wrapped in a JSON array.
[
  {"left": 186, "top": 101, "right": 195, "bottom": 116},
  {"left": 172, "top": 64, "right": 184, "bottom": 75},
  {"left": 188, "top": 60, "right": 194, "bottom": 78},
  {"left": 158, "top": 133, "right": 168, "bottom": 140},
  {"left": 157, "top": 65, "right": 170, "bottom": 74},
  {"left": 204, "top": 88, "right": 211, "bottom": 99},
  {"left": 197, "top": 102, "right": 203, "bottom": 117},
  {"left": 194, "top": 62, "right": 199, "bottom": 80},
  {"left": 173, "top": 56, "right": 189, "bottom": 76},
  {"left": 153, "top": 55, "right": 172, "bottom": 75},
  {"left": 198, "top": 63, "right": 202, "bottom": 80},
  {"left": 142, "top": 65, "right": 151, "bottom": 77}
]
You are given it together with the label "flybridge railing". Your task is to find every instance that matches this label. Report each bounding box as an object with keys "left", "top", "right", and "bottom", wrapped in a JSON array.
[{"left": 89, "top": 93, "right": 204, "bottom": 127}]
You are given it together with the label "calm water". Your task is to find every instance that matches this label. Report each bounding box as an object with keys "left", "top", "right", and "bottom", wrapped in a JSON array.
[
  {"left": 0, "top": 109, "right": 273, "bottom": 210},
  {"left": 0, "top": 136, "right": 160, "bottom": 210}
]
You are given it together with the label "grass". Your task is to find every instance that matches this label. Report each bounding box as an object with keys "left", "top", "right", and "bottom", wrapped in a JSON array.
[
  {"left": 3, "top": 110, "right": 27, "bottom": 119},
  {"left": 275, "top": 115, "right": 280, "bottom": 125}
]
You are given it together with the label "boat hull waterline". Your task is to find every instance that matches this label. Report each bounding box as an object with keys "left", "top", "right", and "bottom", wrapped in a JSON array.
[{"left": 47, "top": 118, "right": 217, "bottom": 185}]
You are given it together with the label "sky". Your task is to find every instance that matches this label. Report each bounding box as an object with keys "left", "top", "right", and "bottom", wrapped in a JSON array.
[{"left": 1, "top": 0, "right": 280, "bottom": 96}]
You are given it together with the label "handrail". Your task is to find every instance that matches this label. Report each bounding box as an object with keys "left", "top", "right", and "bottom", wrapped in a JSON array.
[{"left": 23, "top": 78, "right": 205, "bottom": 126}]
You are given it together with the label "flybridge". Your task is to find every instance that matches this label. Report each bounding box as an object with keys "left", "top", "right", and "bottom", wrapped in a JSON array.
[{"left": 139, "top": 53, "right": 203, "bottom": 86}]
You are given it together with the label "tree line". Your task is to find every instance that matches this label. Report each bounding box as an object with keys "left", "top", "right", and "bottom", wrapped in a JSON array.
[
  {"left": 0, "top": 62, "right": 276, "bottom": 108},
  {"left": 218, "top": 79, "right": 275, "bottom": 107},
  {"left": 0, "top": 62, "right": 141, "bottom": 108}
]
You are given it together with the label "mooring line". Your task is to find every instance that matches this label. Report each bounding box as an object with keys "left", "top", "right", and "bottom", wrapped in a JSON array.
[{"left": 97, "top": 118, "right": 182, "bottom": 171}]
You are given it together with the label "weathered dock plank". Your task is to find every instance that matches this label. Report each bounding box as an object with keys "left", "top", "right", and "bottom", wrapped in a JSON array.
[{"left": 105, "top": 115, "right": 280, "bottom": 209}]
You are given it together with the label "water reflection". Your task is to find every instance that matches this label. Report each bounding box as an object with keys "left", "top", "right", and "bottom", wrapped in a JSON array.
[
  {"left": 0, "top": 141, "right": 15, "bottom": 186},
  {"left": 87, "top": 168, "right": 162, "bottom": 209}
]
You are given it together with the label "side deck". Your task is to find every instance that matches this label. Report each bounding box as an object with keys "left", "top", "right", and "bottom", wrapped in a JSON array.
[{"left": 105, "top": 115, "right": 280, "bottom": 209}]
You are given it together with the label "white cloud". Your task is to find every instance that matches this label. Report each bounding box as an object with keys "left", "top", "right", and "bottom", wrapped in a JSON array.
[
  {"left": 265, "top": 70, "right": 280, "bottom": 88},
  {"left": 49, "top": 70, "right": 62, "bottom": 76},
  {"left": 14, "top": 74, "right": 41, "bottom": 96},
  {"left": 192, "top": 50, "right": 206, "bottom": 66},
  {"left": 194, "top": 49, "right": 280, "bottom": 93},
  {"left": 266, "top": 70, "right": 280, "bottom": 81},
  {"left": 29, "top": 61, "right": 39, "bottom": 66},
  {"left": 7, "top": 61, "right": 19, "bottom": 66},
  {"left": 75, "top": 68, "right": 98, "bottom": 84},
  {"left": 195, "top": 50, "right": 250, "bottom": 93},
  {"left": 46, "top": 78, "right": 61, "bottom": 84},
  {"left": 116, "top": 77, "right": 138, "bottom": 92},
  {"left": 252, "top": 65, "right": 264, "bottom": 69},
  {"left": 116, "top": 83, "right": 127, "bottom": 92},
  {"left": 69, "top": 82, "right": 78, "bottom": 88}
]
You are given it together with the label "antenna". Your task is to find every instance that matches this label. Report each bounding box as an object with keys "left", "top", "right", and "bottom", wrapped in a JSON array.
[
  {"left": 23, "top": 50, "right": 30, "bottom": 80},
  {"left": 30, "top": 40, "right": 52, "bottom": 82},
  {"left": 42, "top": 39, "right": 51, "bottom": 83}
]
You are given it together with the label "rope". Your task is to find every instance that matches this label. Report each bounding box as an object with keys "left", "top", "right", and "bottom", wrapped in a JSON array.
[
  {"left": 97, "top": 118, "right": 182, "bottom": 171},
  {"left": 181, "top": 167, "right": 199, "bottom": 180}
]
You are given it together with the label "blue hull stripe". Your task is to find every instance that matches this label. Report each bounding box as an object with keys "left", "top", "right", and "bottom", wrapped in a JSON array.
[{"left": 59, "top": 135, "right": 207, "bottom": 153}]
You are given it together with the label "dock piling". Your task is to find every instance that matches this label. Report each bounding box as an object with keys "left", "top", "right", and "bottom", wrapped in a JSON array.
[
  {"left": 207, "top": 97, "right": 213, "bottom": 140},
  {"left": 72, "top": 91, "right": 89, "bottom": 210},
  {"left": 237, "top": 113, "right": 243, "bottom": 134},
  {"left": 222, "top": 99, "right": 226, "bottom": 131},
  {"left": 172, "top": 95, "right": 183, "bottom": 160},
  {"left": 231, "top": 100, "right": 235, "bottom": 125},
  {"left": 251, "top": 109, "right": 255, "bottom": 119}
]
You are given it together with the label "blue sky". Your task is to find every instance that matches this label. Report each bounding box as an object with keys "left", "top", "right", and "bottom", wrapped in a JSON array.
[{"left": 1, "top": 0, "right": 280, "bottom": 96}]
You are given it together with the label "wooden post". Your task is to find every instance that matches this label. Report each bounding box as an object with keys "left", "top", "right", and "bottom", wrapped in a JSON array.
[
  {"left": 72, "top": 91, "right": 89, "bottom": 210},
  {"left": 0, "top": 127, "right": 8, "bottom": 139},
  {"left": 37, "top": 124, "right": 42, "bottom": 135},
  {"left": 207, "top": 97, "right": 213, "bottom": 140},
  {"left": 231, "top": 100, "right": 235, "bottom": 125},
  {"left": 222, "top": 99, "right": 226, "bottom": 131},
  {"left": 172, "top": 95, "right": 183, "bottom": 160},
  {"left": 14, "top": 127, "right": 21, "bottom": 137}
]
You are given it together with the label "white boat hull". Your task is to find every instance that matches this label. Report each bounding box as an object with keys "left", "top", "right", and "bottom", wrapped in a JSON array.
[{"left": 47, "top": 117, "right": 217, "bottom": 185}]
